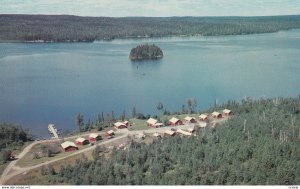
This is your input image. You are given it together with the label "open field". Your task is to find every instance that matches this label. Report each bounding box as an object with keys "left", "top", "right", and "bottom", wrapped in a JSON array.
[{"left": 16, "top": 133, "right": 123, "bottom": 168}]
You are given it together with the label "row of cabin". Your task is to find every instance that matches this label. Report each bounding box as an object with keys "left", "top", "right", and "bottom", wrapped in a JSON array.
[
  {"left": 199, "top": 109, "right": 233, "bottom": 121},
  {"left": 147, "top": 109, "right": 233, "bottom": 128},
  {"left": 114, "top": 121, "right": 129, "bottom": 129},
  {"left": 146, "top": 117, "right": 184, "bottom": 128},
  {"left": 61, "top": 131, "right": 115, "bottom": 152}
]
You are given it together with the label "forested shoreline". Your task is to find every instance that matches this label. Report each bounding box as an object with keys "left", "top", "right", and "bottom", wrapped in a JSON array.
[
  {"left": 44, "top": 96, "right": 300, "bottom": 185},
  {"left": 0, "top": 14, "right": 300, "bottom": 42}
]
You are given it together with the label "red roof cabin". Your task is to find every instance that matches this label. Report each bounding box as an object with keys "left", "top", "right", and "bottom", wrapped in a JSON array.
[
  {"left": 106, "top": 130, "right": 115, "bottom": 136},
  {"left": 211, "top": 111, "right": 222, "bottom": 119},
  {"left": 75, "top": 137, "right": 89, "bottom": 145},
  {"left": 89, "top": 133, "right": 102, "bottom": 143},
  {"left": 146, "top": 118, "right": 163, "bottom": 128},
  {"left": 114, "top": 122, "right": 127, "bottom": 129},
  {"left": 223, "top": 109, "right": 233, "bottom": 116},
  {"left": 169, "top": 117, "right": 183, "bottom": 126},
  {"left": 199, "top": 114, "right": 208, "bottom": 121},
  {"left": 61, "top": 141, "right": 78, "bottom": 152},
  {"left": 184, "top": 116, "right": 197, "bottom": 123}
]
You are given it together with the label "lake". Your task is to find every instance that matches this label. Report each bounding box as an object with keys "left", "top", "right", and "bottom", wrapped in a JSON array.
[{"left": 0, "top": 29, "right": 300, "bottom": 137}]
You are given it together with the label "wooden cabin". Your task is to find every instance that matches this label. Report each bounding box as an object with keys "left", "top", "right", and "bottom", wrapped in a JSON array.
[
  {"left": 106, "top": 130, "right": 115, "bottom": 136},
  {"left": 114, "top": 122, "right": 127, "bottom": 129},
  {"left": 61, "top": 141, "right": 78, "bottom": 152},
  {"left": 89, "top": 133, "right": 102, "bottom": 143},
  {"left": 223, "top": 109, "right": 233, "bottom": 116},
  {"left": 75, "top": 137, "right": 89, "bottom": 145},
  {"left": 211, "top": 111, "right": 222, "bottom": 119},
  {"left": 177, "top": 129, "right": 192, "bottom": 136},
  {"left": 199, "top": 114, "right": 208, "bottom": 121},
  {"left": 188, "top": 127, "right": 195, "bottom": 133},
  {"left": 147, "top": 118, "right": 158, "bottom": 127},
  {"left": 184, "top": 116, "right": 197, "bottom": 123},
  {"left": 169, "top": 117, "right": 183, "bottom": 126},
  {"left": 164, "top": 130, "right": 176, "bottom": 136}
]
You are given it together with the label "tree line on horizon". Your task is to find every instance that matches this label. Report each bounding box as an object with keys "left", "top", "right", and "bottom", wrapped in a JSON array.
[{"left": 0, "top": 15, "right": 300, "bottom": 42}]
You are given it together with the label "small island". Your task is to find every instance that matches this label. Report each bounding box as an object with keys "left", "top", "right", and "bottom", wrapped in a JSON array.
[{"left": 129, "top": 44, "right": 163, "bottom": 61}]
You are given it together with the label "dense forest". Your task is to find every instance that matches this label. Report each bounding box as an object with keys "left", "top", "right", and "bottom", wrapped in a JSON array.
[
  {"left": 0, "top": 123, "right": 32, "bottom": 164},
  {"left": 0, "top": 15, "right": 300, "bottom": 42},
  {"left": 129, "top": 44, "right": 163, "bottom": 60},
  {"left": 45, "top": 96, "right": 300, "bottom": 185}
]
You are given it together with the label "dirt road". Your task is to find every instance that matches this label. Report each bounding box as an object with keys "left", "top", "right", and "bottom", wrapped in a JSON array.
[{"left": 0, "top": 134, "right": 127, "bottom": 185}]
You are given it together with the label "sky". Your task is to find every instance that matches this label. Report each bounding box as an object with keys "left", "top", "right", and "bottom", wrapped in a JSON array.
[{"left": 0, "top": 0, "right": 299, "bottom": 17}]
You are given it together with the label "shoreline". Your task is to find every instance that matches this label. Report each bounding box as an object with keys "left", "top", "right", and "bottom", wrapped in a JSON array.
[{"left": 0, "top": 28, "right": 299, "bottom": 44}]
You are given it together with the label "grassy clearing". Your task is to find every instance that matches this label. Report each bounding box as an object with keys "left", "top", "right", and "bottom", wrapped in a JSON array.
[
  {"left": 6, "top": 137, "right": 124, "bottom": 185},
  {"left": 128, "top": 118, "right": 149, "bottom": 131},
  {"left": 16, "top": 133, "right": 122, "bottom": 168}
]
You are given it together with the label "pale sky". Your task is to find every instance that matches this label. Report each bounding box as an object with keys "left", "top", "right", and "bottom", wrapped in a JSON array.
[{"left": 0, "top": 0, "right": 299, "bottom": 17}]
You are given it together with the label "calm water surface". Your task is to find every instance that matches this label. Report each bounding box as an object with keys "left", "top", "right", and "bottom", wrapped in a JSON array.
[{"left": 0, "top": 30, "right": 300, "bottom": 137}]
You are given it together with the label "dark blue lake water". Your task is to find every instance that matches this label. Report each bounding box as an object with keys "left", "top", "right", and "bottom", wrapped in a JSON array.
[{"left": 1, "top": 29, "right": 300, "bottom": 137}]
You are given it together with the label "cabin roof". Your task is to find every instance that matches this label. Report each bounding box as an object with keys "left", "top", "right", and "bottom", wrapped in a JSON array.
[
  {"left": 184, "top": 116, "right": 196, "bottom": 121},
  {"left": 165, "top": 130, "right": 175, "bottom": 135},
  {"left": 169, "top": 117, "right": 180, "bottom": 123},
  {"left": 147, "top": 118, "right": 158, "bottom": 125},
  {"left": 212, "top": 111, "right": 221, "bottom": 116},
  {"left": 154, "top": 123, "right": 163, "bottom": 127},
  {"left": 75, "top": 137, "right": 87, "bottom": 143},
  {"left": 61, "top": 141, "right": 77, "bottom": 149},
  {"left": 199, "top": 114, "right": 208, "bottom": 119},
  {"left": 107, "top": 130, "right": 114, "bottom": 134},
  {"left": 177, "top": 129, "right": 192, "bottom": 136},
  {"left": 114, "top": 122, "right": 126, "bottom": 127},
  {"left": 89, "top": 133, "right": 99, "bottom": 138},
  {"left": 223, "top": 109, "right": 232, "bottom": 114}
]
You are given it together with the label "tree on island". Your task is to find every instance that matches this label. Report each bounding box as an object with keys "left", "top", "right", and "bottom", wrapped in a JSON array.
[{"left": 129, "top": 44, "right": 163, "bottom": 61}]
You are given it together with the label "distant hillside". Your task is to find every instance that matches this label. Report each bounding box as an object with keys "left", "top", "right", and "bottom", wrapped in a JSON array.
[{"left": 0, "top": 14, "right": 300, "bottom": 42}]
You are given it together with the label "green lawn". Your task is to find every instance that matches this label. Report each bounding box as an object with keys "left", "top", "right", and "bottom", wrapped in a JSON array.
[
  {"left": 128, "top": 118, "right": 149, "bottom": 131},
  {"left": 16, "top": 133, "right": 122, "bottom": 168}
]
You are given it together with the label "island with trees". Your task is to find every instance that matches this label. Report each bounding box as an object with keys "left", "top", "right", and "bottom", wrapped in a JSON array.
[
  {"left": 129, "top": 44, "right": 163, "bottom": 61},
  {"left": 0, "top": 15, "right": 300, "bottom": 42}
]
